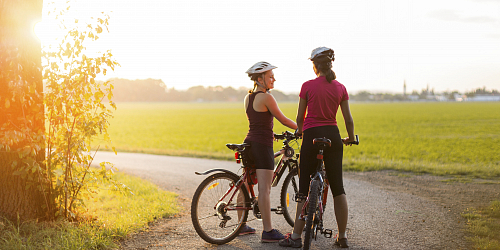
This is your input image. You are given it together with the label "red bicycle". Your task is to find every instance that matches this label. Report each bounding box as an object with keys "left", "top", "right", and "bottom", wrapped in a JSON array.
[
  {"left": 301, "top": 135, "right": 359, "bottom": 250},
  {"left": 190, "top": 131, "right": 300, "bottom": 244}
]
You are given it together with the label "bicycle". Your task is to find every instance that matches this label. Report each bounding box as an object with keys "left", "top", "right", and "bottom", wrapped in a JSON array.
[
  {"left": 300, "top": 135, "right": 359, "bottom": 250},
  {"left": 190, "top": 131, "right": 300, "bottom": 244}
]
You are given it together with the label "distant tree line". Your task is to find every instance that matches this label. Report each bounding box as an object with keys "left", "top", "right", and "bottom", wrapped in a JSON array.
[
  {"left": 109, "top": 78, "right": 499, "bottom": 102},
  {"left": 350, "top": 87, "right": 499, "bottom": 102},
  {"left": 109, "top": 78, "right": 298, "bottom": 102}
]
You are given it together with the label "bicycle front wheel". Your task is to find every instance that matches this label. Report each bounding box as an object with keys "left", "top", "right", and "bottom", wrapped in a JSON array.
[
  {"left": 303, "top": 179, "right": 321, "bottom": 250},
  {"left": 191, "top": 172, "right": 250, "bottom": 244},
  {"left": 280, "top": 167, "right": 299, "bottom": 227}
]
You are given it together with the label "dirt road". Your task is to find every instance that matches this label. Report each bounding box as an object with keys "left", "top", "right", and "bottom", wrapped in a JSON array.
[{"left": 92, "top": 151, "right": 474, "bottom": 250}]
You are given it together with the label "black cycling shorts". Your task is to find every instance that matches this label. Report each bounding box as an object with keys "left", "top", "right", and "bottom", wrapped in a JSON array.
[
  {"left": 244, "top": 140, "right": 274, "bottom": 170},
  {"left": 298, "top": 125, "right": 345, "bottom": 197}
]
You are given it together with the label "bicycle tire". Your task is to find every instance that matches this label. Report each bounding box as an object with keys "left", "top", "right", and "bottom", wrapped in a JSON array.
[
  {"left": 191, "top": 172, "right": 250, "bottom": 244},
  {"left": 303, "top": 179, "right": 321, "bottom": 250},
  {"left": 280, "top": 166, "right": 299, "bottom": 227}
]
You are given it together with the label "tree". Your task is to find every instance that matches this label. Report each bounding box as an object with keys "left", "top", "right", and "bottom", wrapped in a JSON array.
[
  {"left": 0, "top": 0, "right": 47, "bottom": 221},
  {"left": 1, "top": 1, "right": 121, "bottom": 221},
  {"left": 42, "top": 9, "right": 120, "bottom": 219},
  {"left": 351, "top": 91, "right": 372, "bottom": 101}
]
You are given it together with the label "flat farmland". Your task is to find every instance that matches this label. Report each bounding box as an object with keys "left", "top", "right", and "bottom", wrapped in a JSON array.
[{"left": 104, "top": 102, "right": 500, "bottom": 178}]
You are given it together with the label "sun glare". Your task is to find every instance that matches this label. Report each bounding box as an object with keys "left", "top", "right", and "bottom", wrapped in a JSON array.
[{"left": 33, "top": 20, "right": 60, "bottom": 46}]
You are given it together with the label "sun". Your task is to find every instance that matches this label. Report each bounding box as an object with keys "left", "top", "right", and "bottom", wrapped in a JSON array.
[{"left": 33, "top": 20, "right": 60, "bottom": 46}]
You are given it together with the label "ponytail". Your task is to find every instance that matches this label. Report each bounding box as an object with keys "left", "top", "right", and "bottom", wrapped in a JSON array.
[
  {"left": 249, "top": 82, "right": 258, "bottom": 93},
  {"left": 326, "top": 69, "right": 336, "bottom": 83},
  {"left": 313, "top": 57, "right": 336, "bottom": 83}
]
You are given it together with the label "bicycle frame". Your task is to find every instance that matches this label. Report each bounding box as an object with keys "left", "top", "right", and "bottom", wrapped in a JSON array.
[
  {"left": 197, "top": 131, "right": 300, "bottom": 214},
  {"left": 299, "top": 163, "right": 329, "bottom": 220},
  {"left": 191, "top": 131, "right": 305, "bottom": 244},
  {"left": 212, "top": 154, "right": 297, "bottom": 213},
  {"left": 271, "top": 148, "right": 298, "bottom": 187},
  {"left": 214, "top": 169, "right": 253, "bottom": 212}
]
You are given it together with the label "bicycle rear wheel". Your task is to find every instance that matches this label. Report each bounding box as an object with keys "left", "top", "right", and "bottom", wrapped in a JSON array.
[
  {"left": 280, "top": 167, "right": 299, "bottom": 227},
  {"left": 191, "top": 172, "right": 250, "bottom": 244},
  {"left": 303, "top": 179, "right": 321, "bottom": 250}
]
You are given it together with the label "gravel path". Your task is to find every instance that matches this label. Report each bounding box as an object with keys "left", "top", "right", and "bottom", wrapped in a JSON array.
[{"left": 92, "top": 151, "right": 477, "bottom": 250}]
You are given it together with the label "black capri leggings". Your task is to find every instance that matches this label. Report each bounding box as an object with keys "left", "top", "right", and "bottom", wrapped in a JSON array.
[{"left": 298, "top": 125, "right": 345, "bottom": 197}]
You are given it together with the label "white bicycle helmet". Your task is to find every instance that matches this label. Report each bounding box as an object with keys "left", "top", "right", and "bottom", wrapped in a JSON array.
[
  {"left": 246, "top": 61, "right": 277, "bottom": 92},
  {"left": 309, "top": 47, "right": 335, "bottom": 61},
  {"left": 245, "top": 61, "right": 277, "bottom": 76}
]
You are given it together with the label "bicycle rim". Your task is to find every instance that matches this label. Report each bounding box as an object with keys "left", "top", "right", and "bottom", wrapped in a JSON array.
[
  {"left": 191, "top": 172, "right": 249, "bottom": 244},
  {"left": 303, "top": 179, "right": 321, "bottom": 250},
  {"left": 280, "top": 167, "right": 299, "bottom": 227}
]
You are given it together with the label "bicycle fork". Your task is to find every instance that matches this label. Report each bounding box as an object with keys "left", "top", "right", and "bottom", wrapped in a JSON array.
[
  {"left": 320, "top": 178, "right": 333, "bottom": 238},
  {"left": 299, "top": 180, "right": 334, "bottom": 239}
]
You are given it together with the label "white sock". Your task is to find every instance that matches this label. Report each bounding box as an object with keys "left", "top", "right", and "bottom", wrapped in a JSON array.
[
  {"left": 291, "top": 233, "right": 301, "bottom": 240},
  {"left": 338, "top": 232, "right": 347, "bottom": 239}
]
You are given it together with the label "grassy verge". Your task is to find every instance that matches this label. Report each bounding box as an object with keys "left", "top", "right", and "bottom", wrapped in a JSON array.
[
  {"left": 342, "top": 157, "right": 500, "bottom": 179},
  {"left": 462, "top": 200, "right": 500, "bottom": 250},
  {"left": 0, "top": 172, "right": 179, "bottom": 250}
]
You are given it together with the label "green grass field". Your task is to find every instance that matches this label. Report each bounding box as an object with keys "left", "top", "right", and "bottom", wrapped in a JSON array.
[{"left": 103, "top": 102, "right": 500, "bottom": 178}]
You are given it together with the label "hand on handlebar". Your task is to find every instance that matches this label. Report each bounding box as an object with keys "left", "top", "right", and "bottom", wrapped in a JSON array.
[
  {"left": 294, "top": 128, "right": 303, "bottom": 139},
  {"left": 342, "top": 137, "right": 353, "bottom": 146},
  {"left": 342, "top": 135, "right": 359, "bottom": 146}
]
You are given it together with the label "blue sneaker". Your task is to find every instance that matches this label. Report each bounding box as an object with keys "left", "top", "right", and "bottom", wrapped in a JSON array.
[
  {"left": 261, "top": 229, "right": 285, "bottom": 242},
  {"left": 239, "top": 225, "right": 256, "bottom": 235},
  {"left": 279, "top": 233, "right": 302, "bottom": 248}
]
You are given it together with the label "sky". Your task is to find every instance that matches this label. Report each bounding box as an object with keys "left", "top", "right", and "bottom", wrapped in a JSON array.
[{"left": 34, "top": 0, "right": 500, "bottom": 94}]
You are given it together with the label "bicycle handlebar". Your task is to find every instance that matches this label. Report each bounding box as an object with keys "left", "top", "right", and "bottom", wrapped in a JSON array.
[
  {"left": 344, "top": 135, "right": 360, "bottom": 145},
  {"left": 273, "top": 131, "right": 300, "bottom": 141}
]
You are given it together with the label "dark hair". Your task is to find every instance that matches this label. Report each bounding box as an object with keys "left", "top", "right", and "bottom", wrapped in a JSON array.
[{"left": 313, "top": 56, "right": 336, "bottom": 83}]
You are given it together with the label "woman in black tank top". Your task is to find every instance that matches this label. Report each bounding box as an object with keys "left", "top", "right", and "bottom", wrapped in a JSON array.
[{"left": 239, "top": 62, "right": 297, "bottom": 242}]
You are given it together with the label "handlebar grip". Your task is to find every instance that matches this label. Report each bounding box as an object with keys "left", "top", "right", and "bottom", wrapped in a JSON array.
[
  {"left": 274, "top": 134, "right": 285, "bottom": 140},
  {"left": 346, "top": 135, "right": 359, "bottom": 145}
]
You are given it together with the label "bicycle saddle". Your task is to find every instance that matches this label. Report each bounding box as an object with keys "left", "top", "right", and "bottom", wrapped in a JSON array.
[
  {"left": 313, "top": 137, "right": 331, "bottom": 147},
  {"left": 226, "top": 143, "right": 251, "bottom": 151}
]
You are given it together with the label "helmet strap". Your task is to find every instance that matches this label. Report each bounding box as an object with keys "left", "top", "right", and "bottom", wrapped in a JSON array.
[{"left": 255, "top": 76, "right": 270, "bottom": 93}]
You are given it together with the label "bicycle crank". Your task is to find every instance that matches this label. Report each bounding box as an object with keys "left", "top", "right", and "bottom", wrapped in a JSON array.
[
  {"left": 252, "top": 200, "right": 262, "bottom": 220},
  {"left": 272, "top": 206, "right": 284, "bottom": 215}
]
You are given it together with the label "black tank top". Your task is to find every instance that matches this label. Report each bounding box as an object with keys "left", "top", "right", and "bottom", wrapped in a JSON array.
[{"left": 244, "top": 91, "right": 274, "bottom": 147}]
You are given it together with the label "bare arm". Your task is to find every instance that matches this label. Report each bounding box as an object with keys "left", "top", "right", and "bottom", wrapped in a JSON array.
[
  {"left": 264, "top": 94, "right": 297, "bottom": 130},
  {"left": 296, "top": 97, "right": 307, "bottom": 135},
  {"left": 340, "top": 100, "right": 354, "bottom": 143}
]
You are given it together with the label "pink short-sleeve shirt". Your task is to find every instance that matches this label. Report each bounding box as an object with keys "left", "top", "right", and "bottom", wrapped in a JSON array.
[{"left": 299, "top": 76, "right": 349, "bottom": 131}]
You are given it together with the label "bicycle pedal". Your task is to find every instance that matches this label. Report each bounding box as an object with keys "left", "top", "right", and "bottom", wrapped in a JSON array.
[
  {"left": 273, "top": 206, "right": 284, "bottom": 215},
  {"left": 322, "top": 228, "right": 333, "bottom": 238}
]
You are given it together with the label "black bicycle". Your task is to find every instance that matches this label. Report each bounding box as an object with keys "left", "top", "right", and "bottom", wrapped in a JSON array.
[
  {"left": 300, "top": 135, "right": 359, "bottom": 250},
  {"left": 190, "top": 131, "right": 300, "bottom": 244}
]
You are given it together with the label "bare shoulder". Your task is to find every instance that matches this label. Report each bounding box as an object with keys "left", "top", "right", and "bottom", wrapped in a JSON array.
[
  {"left": 256, "top": 92, "right": 276, "bottom": 104},
  {"left": 244, "top": 93, "right": 250, "bottom": 108}
]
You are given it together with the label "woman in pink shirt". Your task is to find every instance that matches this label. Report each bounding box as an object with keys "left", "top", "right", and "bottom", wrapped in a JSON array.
[{"left": 279, "top": 47, "right": 355, "bottom": 248}]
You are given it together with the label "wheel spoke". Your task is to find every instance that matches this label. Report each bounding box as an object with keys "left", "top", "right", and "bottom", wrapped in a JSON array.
[
  {"left": 198, "top": 213, "right": 217, "bottom": 221},
  {"left": 191, "top": 172, "right": 250, "bottom": 244}
]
